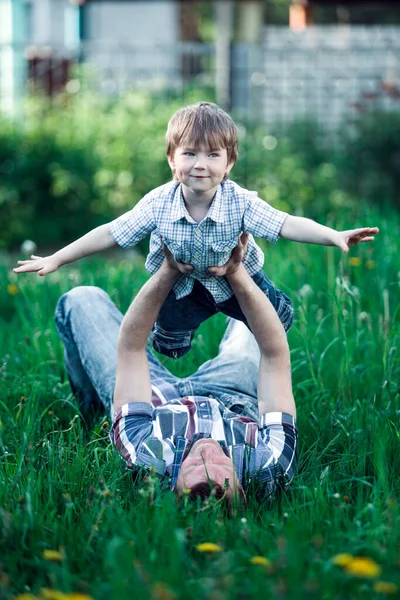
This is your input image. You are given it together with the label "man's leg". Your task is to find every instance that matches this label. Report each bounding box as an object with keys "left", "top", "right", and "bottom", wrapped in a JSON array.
[
  {"left": 55, "top": 286, "right": 181, "bottom": 419},
  {"left": 187, "top": 317, "right": 261, "bottom": 420}
]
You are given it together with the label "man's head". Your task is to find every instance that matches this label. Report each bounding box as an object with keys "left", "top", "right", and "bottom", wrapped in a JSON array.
[
  {"left": 166, "top": 102, "right": 239, "bottom": 178},
  {"left": 175, "top": 438, "right": 246, "bottom": 508}
]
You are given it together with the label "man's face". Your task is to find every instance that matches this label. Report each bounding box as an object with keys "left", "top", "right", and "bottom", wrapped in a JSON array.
[
  {"left": 168, "top": 145, "right": 234, "bottom": 202},
  {"left": 175, "top": 438, "right": 242, "bottom": 495}
]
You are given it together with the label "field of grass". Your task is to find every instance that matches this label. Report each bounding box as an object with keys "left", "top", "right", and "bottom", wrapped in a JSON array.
[{"left": 1, "top": 206, "right": 400, "bottom": 600}]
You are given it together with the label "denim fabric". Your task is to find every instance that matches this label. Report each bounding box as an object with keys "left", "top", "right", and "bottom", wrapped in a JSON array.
[
  {"left": 54, "top": 286, "right": 261, "bottom": 421},
  {"left": 152, "top": 270, "right": 293, "bottom": 359}
]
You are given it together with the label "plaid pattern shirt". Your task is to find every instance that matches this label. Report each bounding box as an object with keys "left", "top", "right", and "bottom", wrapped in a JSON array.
[
  {"left": 110, "top": 179, "right": 288, "bottom": 302},
  {"left": 112, "top": 381, "right": 297, "bottom": 494}
]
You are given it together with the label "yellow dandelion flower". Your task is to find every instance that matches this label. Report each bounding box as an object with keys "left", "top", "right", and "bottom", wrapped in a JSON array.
[
  {"left": 366, "top": 260, "right": 375, "bottom": 270},
  {"left": 249, "top": 556, "right": 271, "bottom": 567},
  {"left": 332, "top": 553, "right": 354, "bottom": 567},
  {"left": 344, "top": 556, "right": 382, "bottom": 578},
  {"left": 39, "top": 590, "right": 67, "bottom": 600},
  {"left": 195, "top": 542, "right": 222, "bottom": 553},
  {"left": 348, "top": 257, "right": 361, "bottom": 267},
  {"left": 13, "top": 595, "right": 38, "bottom": 600},
  {"left": 7, "top": 283, "right": 19, "bottom": 295},
  {"left": 182, "top": 488, "right": 191, "bottom": 495},
  {"left": 373, "top": 581, "right": 398, "bottom": 595},
  {"left": 42, "top": 550, "right": 63, "bottom": 562}
]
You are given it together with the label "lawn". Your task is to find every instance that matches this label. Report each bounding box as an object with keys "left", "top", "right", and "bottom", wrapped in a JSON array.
[{"left": 0, "top": 205, "right": 399, "bottom": 600}]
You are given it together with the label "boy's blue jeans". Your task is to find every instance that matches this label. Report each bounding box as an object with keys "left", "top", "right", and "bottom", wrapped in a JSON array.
[{"left": 151, "top": 270, "right": 294, "bottom": 359}]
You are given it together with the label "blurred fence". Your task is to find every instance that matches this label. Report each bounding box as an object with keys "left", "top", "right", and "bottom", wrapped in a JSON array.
[{"left": 0, "top": 25, "right": 399, "bottom": 128}]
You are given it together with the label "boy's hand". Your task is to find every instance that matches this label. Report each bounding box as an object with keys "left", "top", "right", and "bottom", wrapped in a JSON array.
[
  {"left": 13, "top": 254, "right": 60, "bottom": 276},
  {"left": 208, "top": 232, "right": 249, "bottom": 277},
  {"left": 161, "top": 238, "right": 194, "bottom": 275},
  {"left": 334, "top": 227, "right": 379, "bottom": 253}
]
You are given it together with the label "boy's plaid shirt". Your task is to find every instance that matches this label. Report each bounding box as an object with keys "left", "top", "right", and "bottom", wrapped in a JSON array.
[
  {"left": 110, "top": 179, "right": 288, "bottom": 303},
  {"left": 112, "top": 380, "right": 297, "bottom": 494}
]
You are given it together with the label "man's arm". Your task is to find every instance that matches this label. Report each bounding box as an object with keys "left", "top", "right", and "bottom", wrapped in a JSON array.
[
  {"left": 280, "top": 215, "right": 379, "bottom": 253},
  {"left": 113, "top": 259, "right": 181, "bottom": 412},
  {"left": 225, "top": 243, "right": 296, "bottom": 418},
  {"left": 14, "top": 223, "right": 117, "bottom": 276}
]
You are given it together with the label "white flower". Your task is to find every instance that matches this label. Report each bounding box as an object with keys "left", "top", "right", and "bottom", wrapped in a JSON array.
[
  {"left": 20, "top": 240, "right": 37, "bottom": 255},
  {"left": 299, "top": 284, "right": 313, "bottom": 297},
  {"left": 358, "top": 311, "right": 370, "bottom": 322}
]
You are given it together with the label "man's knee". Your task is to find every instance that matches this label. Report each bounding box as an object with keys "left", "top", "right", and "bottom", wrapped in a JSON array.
[{"left": 55, "top": 286, "right": 107, "bottom": 325}]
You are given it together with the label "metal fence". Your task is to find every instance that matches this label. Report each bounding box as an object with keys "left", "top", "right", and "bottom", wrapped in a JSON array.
[{"left": 1, "top": 26, "right": 400, "bottom": 129}]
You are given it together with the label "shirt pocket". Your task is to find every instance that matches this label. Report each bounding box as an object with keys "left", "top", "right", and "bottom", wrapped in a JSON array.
[
  {"left": 209, "top": 237, "right": 238, "bottom": 266},
  {"left": 163, "top": 237, "right": 190, "bottom": 263}
]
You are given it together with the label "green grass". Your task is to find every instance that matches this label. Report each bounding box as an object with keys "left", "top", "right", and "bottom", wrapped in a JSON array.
[{"left": 1, "top": 207, "right": 400, "bottom": 600}]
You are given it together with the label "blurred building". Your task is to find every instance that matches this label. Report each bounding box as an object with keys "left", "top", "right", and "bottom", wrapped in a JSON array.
[{"left": 1, "top": 0, "right": 399, "bottom": 127}]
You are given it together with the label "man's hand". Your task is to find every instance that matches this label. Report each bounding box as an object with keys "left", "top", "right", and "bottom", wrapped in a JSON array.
[
  {"left": 13, "top": 254, "right": 60, "bottom": 276},
  {"left": 334, "top": 227, "right": 379, "bottom": 253},
  {"left": 161, "top": 238, "right": 194, "bottom": 275},
  {"left": 208, "top": 232, "right": 249, "bottom": 277}
]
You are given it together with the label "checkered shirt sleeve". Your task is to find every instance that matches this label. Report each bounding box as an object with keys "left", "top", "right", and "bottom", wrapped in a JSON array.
[
  {"left": 109, "top": 192, "right": 157, "bottom": 248},
  {"left": 243, "top": 192, "right": 288, "bottom": 243},
  {"left": 253, "top": 412, "right": 297, "bottom": 497}
]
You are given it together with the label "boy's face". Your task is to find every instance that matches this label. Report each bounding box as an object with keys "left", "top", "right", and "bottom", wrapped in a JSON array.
[{"left": 168, "top": 144, "right": 234, "bottom": 202}]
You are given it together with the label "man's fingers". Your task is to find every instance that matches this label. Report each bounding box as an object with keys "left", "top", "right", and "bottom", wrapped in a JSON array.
[
  {"left": 180, "top": 264, "right": 194, "bottom": 274},
  {"left": 208, "top": 266, "right": 225, "bottom": 277}
]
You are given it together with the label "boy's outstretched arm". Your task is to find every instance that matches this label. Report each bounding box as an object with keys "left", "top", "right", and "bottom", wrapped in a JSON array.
[
  {"left": 13, "top": 223, "right": 117, "bottom": 276},
  {"left": 280, "top": 216, "right": 379, "bottom": 253}
]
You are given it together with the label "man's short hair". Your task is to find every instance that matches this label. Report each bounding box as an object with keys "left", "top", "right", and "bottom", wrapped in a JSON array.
[
  {"left": 187, "top": 481, "right": 246, "bottom": 515},
  {"left": 166, "top": 102, "right": 239, "bottom": 165}
]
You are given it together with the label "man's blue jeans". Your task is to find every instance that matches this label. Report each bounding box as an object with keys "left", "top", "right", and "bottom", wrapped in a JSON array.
[
  {"left": 55, "top": 286, "right": 263, "bottom": 422},
  {"left": 152, "top": 270, "right": 294, "bottom": 359}
]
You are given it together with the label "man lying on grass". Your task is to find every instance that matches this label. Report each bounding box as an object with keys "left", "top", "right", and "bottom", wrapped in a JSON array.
[{"left": 55, "top": 235, "right": 297, "bottom": 505}]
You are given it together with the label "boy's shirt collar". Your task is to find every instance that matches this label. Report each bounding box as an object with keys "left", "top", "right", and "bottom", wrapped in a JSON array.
[{"left": 169, "top": 181, "right": 226, "bottom": 223}]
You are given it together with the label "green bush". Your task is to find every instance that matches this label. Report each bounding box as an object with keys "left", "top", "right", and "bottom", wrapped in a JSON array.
[
  {"left": 1, "top": 91, "right": 398, "bottom": 252},
  {"left": 339, "top": 109, "right": 400, "bottom": 206}
]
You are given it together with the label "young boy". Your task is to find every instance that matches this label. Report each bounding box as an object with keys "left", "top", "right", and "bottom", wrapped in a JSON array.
[{"left": 14, "top": 102, "right": 378, "bottom": 358}]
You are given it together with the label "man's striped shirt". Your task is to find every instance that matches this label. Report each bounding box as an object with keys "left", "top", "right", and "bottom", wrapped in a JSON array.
[
  {"left": 109, "top": 179, "right": 288, "bottom": 303},
  {"left": 112, "top": 383, "right": 297, "bottom": 495}
]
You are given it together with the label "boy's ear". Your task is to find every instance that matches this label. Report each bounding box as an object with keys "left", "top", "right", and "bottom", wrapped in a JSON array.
[
  {"left": 167, "top": 154, "right": 175, "bottom": 170},
  {"left": 225, "top": 160, "right": 235, "bottom": 177}
]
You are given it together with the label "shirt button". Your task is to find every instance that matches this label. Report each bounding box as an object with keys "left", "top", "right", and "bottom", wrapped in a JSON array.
[{"left": 196, "top": 230, "right": 201, "bottom": 236}]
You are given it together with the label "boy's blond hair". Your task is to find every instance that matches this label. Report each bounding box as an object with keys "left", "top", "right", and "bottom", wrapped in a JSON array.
[{"left": 166, "top": 102, "right": 238, "bottom": 165}]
